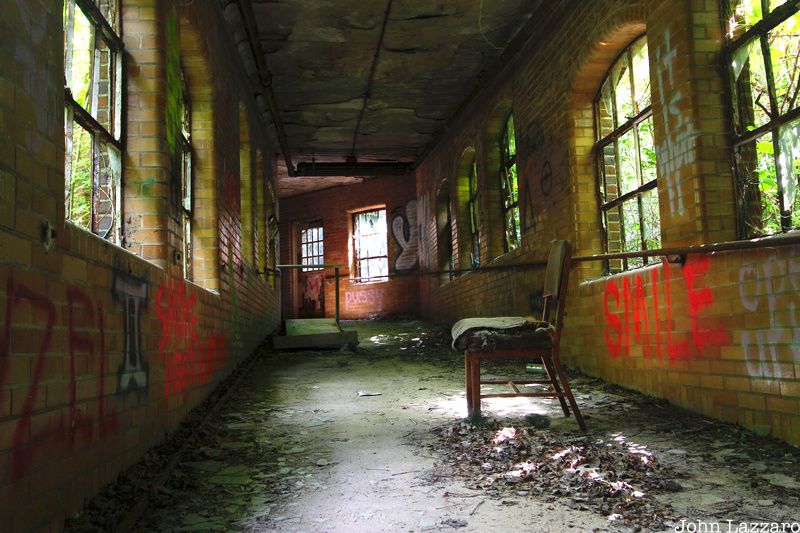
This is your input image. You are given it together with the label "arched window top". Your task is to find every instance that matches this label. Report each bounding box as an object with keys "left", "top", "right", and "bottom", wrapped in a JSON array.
[
  {"left": 596, "top": 35, "right": 651, "bottom": 139},
  {"left": 595, "top": 35, "right": 659, "bottom": 273}
]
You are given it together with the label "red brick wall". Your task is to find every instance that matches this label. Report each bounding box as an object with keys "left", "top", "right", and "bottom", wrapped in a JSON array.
[
  {"left": 0, "top": 1, "right": 281, "bottom": 530},
  {"left": 415, "top": 0, "right": 800, "bottom": 446},
  {"left": 279, "top": 176, "right": 419, "bottom": 320}
]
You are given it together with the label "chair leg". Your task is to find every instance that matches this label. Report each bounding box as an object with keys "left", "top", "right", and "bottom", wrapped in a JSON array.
[
  {"left": 464, "top": 352, "right": 474, "bottom": 417},
  {"left": 469, "top": 356, "right": 481, "bottom": 417},
  {"left": 552, "top": 361, "right": 587, "bottom": 432},
  {"left": 542, "top": 357, "right": 571, "bottom": 417}
]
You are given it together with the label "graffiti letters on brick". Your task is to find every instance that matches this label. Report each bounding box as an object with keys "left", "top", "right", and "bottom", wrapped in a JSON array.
[
  {"left": 391, "top": 200, "right": 419, "bottom": 272},
  {"left": 113, "top": 268, "right": 149, "bottom": 393},
  {"left": 603, "top": 256, "right": 728, "bottom": 360}
]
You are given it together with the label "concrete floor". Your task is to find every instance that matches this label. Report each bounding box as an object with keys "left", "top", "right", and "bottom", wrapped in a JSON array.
[{"left": 67, "top": 320, "right": 800, "bottom": 532}]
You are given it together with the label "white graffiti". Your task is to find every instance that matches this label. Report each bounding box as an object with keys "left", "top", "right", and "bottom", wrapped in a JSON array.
[
  {"left": 345, "top": 288, "right": 385, "bottom": 312},
  {"left": 392, "top": 200, "right": 419, "bottom": 272},
  {"left": 417, "top": 192, "right": 431, "bottom": 270},
  {"left": 739, "top": 249, "right": 800, "bottom": 378},
  {"left": 655, "top": 29, "right": 700, "bottom": 217}
]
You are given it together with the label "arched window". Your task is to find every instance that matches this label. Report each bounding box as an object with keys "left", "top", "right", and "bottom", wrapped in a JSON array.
[
  {"left": 725, "top": 0, "right": 800, "bottom": 237},
  {"left": 500, "top": 113, "right": 520, "bottom": 252},
  {"left": 595, "top": 35, "right": 658, "bottom": 273},
  {"left": 467, "top": 155, "right": 481, "bottom": 266}
]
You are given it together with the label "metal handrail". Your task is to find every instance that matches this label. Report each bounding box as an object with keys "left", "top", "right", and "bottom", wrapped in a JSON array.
[{"left": 571, "top": 233, "right": 800, "bottom": 264}]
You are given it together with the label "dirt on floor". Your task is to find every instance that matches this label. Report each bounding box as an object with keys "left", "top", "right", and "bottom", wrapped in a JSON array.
[{"left": 65, "top": 320, "right": 800, "bottom": 533}]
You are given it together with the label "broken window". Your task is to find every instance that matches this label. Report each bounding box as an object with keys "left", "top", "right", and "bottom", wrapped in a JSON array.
[
  {"left": 300, "top": 223, "right": 324, "bottom": 271},
  {"left": 353, "top": 209, "right": 388, "bottom": 283},
  {"left": 179, "top": 68, "right": 193, "bottom": 280},
  {"left": 63, "top": 0, "right": 123, "bottom": 243},
  {"left": 267, "top": 182, "right": 279, "bottom": 289},
  {"left": 467, "top": 156, "right": 481, "bottom": 267},
  {"left": 595, "top": 35, "right": 659, "bottom": 273},
  {"left": 725, "top": 0, "right": 800, "bottom": 238},
  {"left": 500, "top": 113, "right": 520, "bottom": 252}
]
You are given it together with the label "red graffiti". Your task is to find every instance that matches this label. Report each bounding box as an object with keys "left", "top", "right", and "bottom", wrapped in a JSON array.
[
  {"left": 1, "top": 276, "right": 116, "bottom": 479},
  {"left": 156, "top": 279, "right": 227, "bottom": 396},
  {"left": 603, "top": 256, "right": 729, "bottom": 360}
]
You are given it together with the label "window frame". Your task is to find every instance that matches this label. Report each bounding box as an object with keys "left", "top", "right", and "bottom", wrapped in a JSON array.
[
  {"left": 179, "top": 68, "right": 193, "bottom": 280},
  {"left": 63, "top": 0, "right": 125, "bottom": 244},
  {"left": 352, "top": 208, "right": 389, "bottom": 284},
  {"left": 499, "top": 112, "right": 520, "bottom": 253},
  {"left": 594, "top": 34, "right": 659, "bottom": 273},
  {"left": 467, "top": 155, "right": 481, "bottom": 267},
  {"left": 723, "top": 0, "right": 800, "bottom": 238}
]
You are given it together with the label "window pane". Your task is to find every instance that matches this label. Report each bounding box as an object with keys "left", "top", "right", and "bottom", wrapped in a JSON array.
[
  {"left": 612, "top": 55, "right": 634, "bottom": 124},
  {"left": 67, "top": 7, "right": 94, "bottom": 111},
  {"left": 622, "top": 198, "right": 642, "bottom": 255},
  {"left": 598, "top": 78, "right": 616, "bottom": 137},
  {"left": 728, "top": 0, "right": 764, "bottom": 37},
  {"left": 638, "top": 116, "right": 657, "bottom": 184},
  {"left": 768, "top": 11, "right": 800, "bottom": 116},
  {"left": 731, "top": 38, "right": 772, "bottom": 133},
  {"left": 642, "top": 188, "right": 662, "bottom": 253},
  {"left": 600, "top": 143, "right": 618, "bottom": 204},
  {"left": 65, "top": 119, "right": 94, "bottom": 231},
  {"left": 504, "top": 115, "right": 516, "bottom": 159},
  {"left": 779, "top": 118, "right": 800, "bottom": 226},
  {"left": 618, "top": 129, "right": 639, "bottom": 196},
  {"left": 95, "top": 141, "right": 120, "bottom": 240},
  {"left": 736, "top": 132, "right": 782, "bottom": 235},
  {"left": 631, "top": 37, "right": 651, "bottom": 113}
]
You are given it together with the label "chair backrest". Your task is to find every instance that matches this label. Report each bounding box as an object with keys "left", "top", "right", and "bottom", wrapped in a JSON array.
[{"left": 541, "top": 240, "right": 570, "bottom": 326}]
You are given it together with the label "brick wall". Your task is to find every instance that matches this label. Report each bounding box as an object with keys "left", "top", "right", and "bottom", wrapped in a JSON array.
[
  {"left": 279, "top": 176, "right": 419, "bottom": 320},
  {"left": 415, "top": 0, "right": 800, "bottom": 447},
  {"left": 0, "top": 1, "right": 281, "bottom": 530}
]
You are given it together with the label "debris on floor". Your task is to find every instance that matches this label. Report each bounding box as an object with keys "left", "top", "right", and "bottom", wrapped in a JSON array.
[{"left": 63, "top": 320, "right": 800, "bottom": 532}]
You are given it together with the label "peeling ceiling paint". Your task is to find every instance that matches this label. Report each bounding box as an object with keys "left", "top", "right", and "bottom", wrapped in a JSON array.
[{"left": 237, "top": 0, "right": 543, "bottom": 196}]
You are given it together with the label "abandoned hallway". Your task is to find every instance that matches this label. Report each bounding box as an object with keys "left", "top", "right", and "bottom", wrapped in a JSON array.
[
  {"left": 63, "top": 321, "right": 800, "bottom": 531},
  {"left": 3, "top": 0, "right": 800, "bottom": 531}
]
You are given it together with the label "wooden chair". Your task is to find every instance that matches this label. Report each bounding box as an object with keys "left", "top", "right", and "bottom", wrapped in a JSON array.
[{"left": 451, "top": 240, "right": 586, "bottom": 431}]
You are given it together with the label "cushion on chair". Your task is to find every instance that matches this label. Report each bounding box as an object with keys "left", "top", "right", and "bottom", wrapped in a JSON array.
[{"left": 451, "top": 317, "right": 554, "bottom": 352}]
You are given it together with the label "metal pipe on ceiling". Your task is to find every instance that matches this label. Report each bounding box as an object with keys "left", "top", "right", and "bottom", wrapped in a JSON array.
[
  {"left": 232, "top": 0, "right": 296, "bottom": 176},
  {"left": 349, "top": 0, "right": 394, "bottom": 161}
]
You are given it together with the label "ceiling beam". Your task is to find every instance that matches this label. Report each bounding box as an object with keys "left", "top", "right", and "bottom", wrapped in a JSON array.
[
  {"left": 349, "top": 0, "right": 394, "bottom": 160},
  {"left": 233, "top": 0, "right": 297, "bottom": 176}
]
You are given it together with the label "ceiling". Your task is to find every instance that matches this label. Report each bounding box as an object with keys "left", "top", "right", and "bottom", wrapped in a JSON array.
[{"left": 225, "top": 0, "right": 545, "bottom": 196}]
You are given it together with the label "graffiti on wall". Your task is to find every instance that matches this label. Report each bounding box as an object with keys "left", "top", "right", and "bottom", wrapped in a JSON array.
[
  {"left": 417, "top": 192, "right": 432, "bottom": 270},
  {"left": 345, "top": 288, "right": 385, "bottom": 313},
  {"left": 301, "top": 271, "right": 325, "bottom": 313},
  {"left": 391, "top": 200, "right": 419, "bottom": 272},
  {"left": 1, "top": 275, "right": 119, "bottom": 479},
  {"left": 654, "top": 29, "right": 700, "bottom": 217},
  {"left": 155, "top": 278, "right": 228, "bottom": 396},
  {"left": 113, "top": 269, "right": 149, "bottom": 393},
  {"left": 603, "top": 256, "right": 728, "bottom": 360},
  {"left": 739, "top": 249, "right": 800, "bottom": 378}
]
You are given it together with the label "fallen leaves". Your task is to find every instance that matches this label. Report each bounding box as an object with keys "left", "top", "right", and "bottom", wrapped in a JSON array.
[{"left": 429, "top": 418, "right": 677, "bottom": 530}]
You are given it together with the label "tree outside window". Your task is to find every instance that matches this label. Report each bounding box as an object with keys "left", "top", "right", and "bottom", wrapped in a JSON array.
[
  {"left": 595, "top": 35, "right": 659, "bottom": 273},
  {"left": 725, "top": 0, "right": 800, "bottom": 238},
  {"left": 63, "top": 0, "right": 123, "bottom": 243},
  {"left": 500, "top": 113, "right": 520, "bottom": 252}
]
